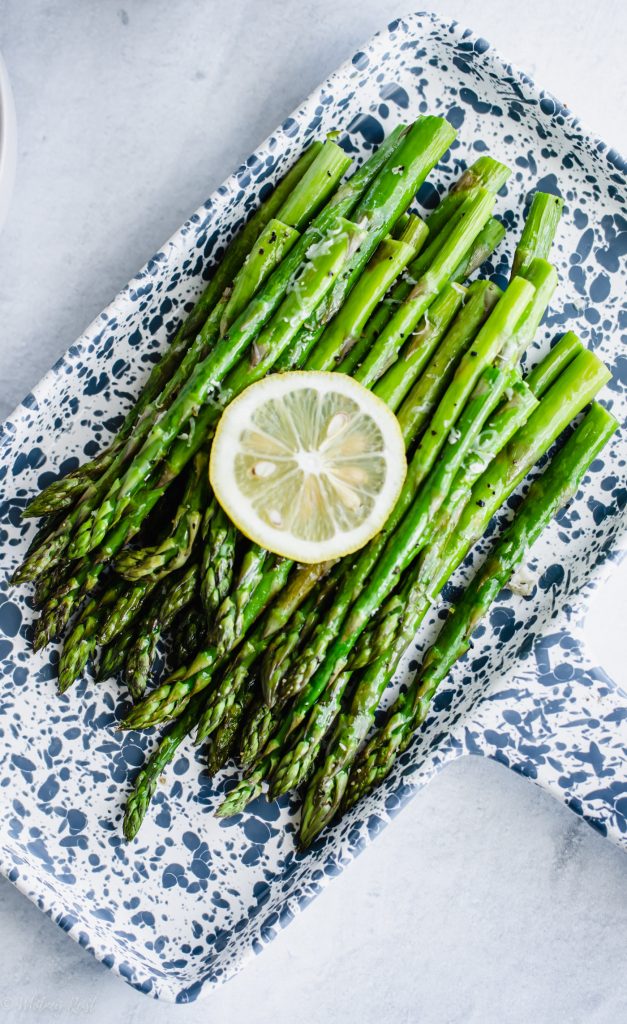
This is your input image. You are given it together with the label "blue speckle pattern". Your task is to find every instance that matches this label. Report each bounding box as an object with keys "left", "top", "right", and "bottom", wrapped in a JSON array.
[{"left": 0, "top": 10, "right": 625, "bottom": 1004}]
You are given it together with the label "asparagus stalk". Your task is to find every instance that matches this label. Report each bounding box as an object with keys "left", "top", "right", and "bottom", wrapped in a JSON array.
[
  {"left": 205, "top": 684, "right": 255, "bottom": 776},
  {"left": 114, "top": 451, "right": 208, "bottom": 582},
  {"left": 32, "top": 400, "right": 218, "bottom": 647},
  {"left": 526, "top": 331, "right": 583, "bottom": 397},
  {"left": 120, "top": 556, "right": 332, "bottom": 730},
  {"left": 123, "top": 563, "right": 333, "bottom": 834},
  {"left": 260, "top": 587, "right": 325, "bottom": 706},
  {"left": 170, "top": 605, "right": 206, "bottom": 669},
  {"left": 354, "top": 156, "right": 509, "bottom": 360},
  {"left": 273, "top": 139, "right": 352, "bottom": 230},
  {"left": 268, "top": 670, "right": 352, "bottom": 799},
  {"left": 23, "top": 447, "right": 118, "bottom": 519},
  {"left": 342, "top": 402, "right": 617, "bottom": 818},
  {"left": 210, "top": 545, "right": 271, "bottom": 656},
  {"left": 276, "top": 118, "right": 457, "bottom": 373},
  {"left": 75, "top": 215, "right": 367, "bottom": 557},
  {"left": 125, "top": 561, "right": 200, "bottom": 700},
  {"left": 219, "top": 219, "right": 300, "bottom": 335},
  {"left": 199, "top": 501, "right": 237, "bottom": 617},
  {"left": 192, "top": 563, "right": 334, "bottom": 744},
  {"left": 78, "top": 119, "right": 455, "bottom": 557},
  {"left": 291, "top": 382, "right": 539, "bottom": 830},
  {"left": 279, "top": 278, "right": 535, "bottom": 705},
  {"left": 98, "top": 577, "right": 158, "bottom": 647},
  {"left": 24, "top": 143, "right": 326, "bottom": 520},
  {"left": 343, "top": 216, "right": 505, "bottom": 392},
  {"left": 58, "top": 585, "right": 120, "bottom": 693},
  {"left": 392, "top": 279, "right": 502, "bottom": 441},
  {"left": 97, "top": 629, "right": 134, "bottom": 682},
  {"left": 123, "top": 695, "right": 205, "bottom": 840},
  {"left": 305, "top": 219, "right": 427, "bottom": 370},
  {"left": 351, "top": 189, "right": 496, "bottom": 387},
  {"left": 511, "top": 192, "right": 564, "bottom": 279},
  {"left": 425, "top": 156, "right": 511, "bottom": 239}
]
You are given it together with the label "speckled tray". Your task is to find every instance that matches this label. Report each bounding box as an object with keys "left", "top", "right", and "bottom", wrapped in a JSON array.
[{"left": 0, "top": 10, "right": 625, "bottom": 1004}]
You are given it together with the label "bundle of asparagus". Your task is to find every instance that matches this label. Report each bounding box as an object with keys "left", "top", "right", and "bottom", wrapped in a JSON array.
[{"left": 12, "top": 115, "right": 616, "bottom": 849}]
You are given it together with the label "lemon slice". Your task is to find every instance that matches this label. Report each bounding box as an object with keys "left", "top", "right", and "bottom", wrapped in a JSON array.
[{"left": 209, "top": 371, "right": 407, "bottom": 564}]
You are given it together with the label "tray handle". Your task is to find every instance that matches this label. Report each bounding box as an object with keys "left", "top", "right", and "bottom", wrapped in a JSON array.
[{"left": 465, "top": 624, "right": 627, "bottom": 847}]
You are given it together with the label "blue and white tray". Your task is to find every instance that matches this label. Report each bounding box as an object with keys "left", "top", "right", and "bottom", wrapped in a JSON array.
[{"left": 0, "top": 10, "right": 625, "bottom": 1004}]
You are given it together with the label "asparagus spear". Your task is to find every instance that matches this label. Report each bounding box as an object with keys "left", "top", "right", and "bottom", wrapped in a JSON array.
[
  {"left": 212, "top": 232, "right": 503, "bottom": 668},
  {"left": 392, "top": 279, "right": 502, "bottom": 442},
  {"left": 279, "top": 277, "right": 535, "bottom": 704},
  {"left": 98, "top": 577, "right": 158, "bottom": 647},
  {"left": 15, "top": 144, "right": 353, "bottom": 582},
  {"left": 352, "top": 376, "right": 539, "bottom": 674},
  {"left": 114, "top": 451, "right": 208, "bottom": 582},
  {"left": 219, "top": 219, "right": 300, "bottom": 335},
  {"left": 210, "top": 546, "right": 271, "bottom": 657},
  {"left": 58, "top": 585, "right": 120, "bottom": 693},
  {"left": 32, "top": 399, "right": 218, "bottom": 647},
  {"left": 170, "top": 605, "right": 206, "bottom": 669},
  {"left": 24, "top": 143, "right": 326, "bottom": 520},
  {"left": 192, "top": 563, "right": 334, "bottom": 744},
  {"left": 276, "top": 119, "right": 457, "bottom": 373},
  {"left": 78, "top": 119, "right": 455, "bottom": 556},
  {"left": 260, "top": 585, "right": 329, "bottom": 707},
  {"left": 268, "top": 669, "right": 353, "bottom": 799},
  {"left": 97, "top": 629, "right": 134, "bottom": 682},
  {"left": 526, "top": 331, "right": 583, "bottom": 397},
  {"left": 342, "top": 402, "right": 617, "bottom": 818},
  {"left": 23, "top": 447, "right": 118, "bottom": 519},
  {"left": 305, "top": 218, "right": 427, "bottom": 370},
  {"left": 426, "top": 156, "right": 511, "bottom": 239},
  {"left": 125, "top": 562, "right": 200, "bottom": 700},
  {"left": 290, "top": 382, "right": 539, "bottom": 827},
  {"left": 205, "top": 683, "right": 255, "bottom": 776},
  {"left": 75, "top": 215, "right": 367, "bottom": 557},
  {"left": 273, "top": 139, "right": 352, "bottom": 230},
  {"left": 120, "top": 556, "right": 333, "bottom": 730},
  {"left": 511, "top": 192, "right": 564, "bottom": 279},
  {"left": 347, "top": 156, "right": 509, "bottom": 361},
  {"left": 123, "top": 695, "right": 205, "bottom": 840},
  {"left": 350, "top": 189, "right": 496, "bottom": 386},
  {"left": 124, "top": 563, "right": 333, "bottom": 833},
  {"left": 361, "top": 219, "right": 505, "bottom": 405},
  {"left": 199, "top": 501, "right": 237, "bottom": 617}
]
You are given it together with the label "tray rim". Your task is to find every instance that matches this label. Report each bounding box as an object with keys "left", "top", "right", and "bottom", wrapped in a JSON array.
[{"left": 0, "top": 8, "right": 626, "bottom": 1004}]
